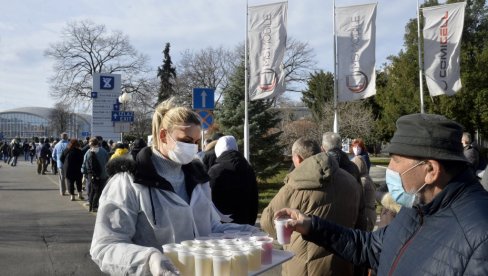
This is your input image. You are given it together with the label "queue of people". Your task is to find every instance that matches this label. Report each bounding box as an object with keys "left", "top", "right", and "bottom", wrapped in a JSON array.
[{"left": 4, "top": 101, "right": 487, "bottom": 275}]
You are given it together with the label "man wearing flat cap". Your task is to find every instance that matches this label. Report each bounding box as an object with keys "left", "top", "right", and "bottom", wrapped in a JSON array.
[{"left": 275, "top": 113, "right": 488, "bottom": 275}]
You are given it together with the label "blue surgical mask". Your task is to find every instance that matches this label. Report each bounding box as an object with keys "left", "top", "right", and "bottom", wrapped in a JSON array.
[{"left": 385, "top": 161, "right": 427, "bottom": 208}]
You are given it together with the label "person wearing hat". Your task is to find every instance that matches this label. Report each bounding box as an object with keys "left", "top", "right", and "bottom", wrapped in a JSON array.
[
  {"left": 202, "top": 132, "right": 224, "bottom": 172},
  {"left": 274, "top": 113, "right": 488, "bottom": 275},
  {"left": 208, "top": 135, "right": 259, "bottom": 225}
]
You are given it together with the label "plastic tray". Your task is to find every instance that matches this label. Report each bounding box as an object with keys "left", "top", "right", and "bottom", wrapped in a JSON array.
[{"left": 249, "top": 249, "right": 294, "bottom": 275}]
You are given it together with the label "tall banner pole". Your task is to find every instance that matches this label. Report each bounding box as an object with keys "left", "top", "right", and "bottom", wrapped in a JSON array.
[
  {"left": 417, "top": 0, "right": 425, "bottom": 113},
  {"left": 244, "top": 0, "right": 250, "bottom": 161},
  {"left": 333, "top": 0, "right": 339, "bottom": 133}
]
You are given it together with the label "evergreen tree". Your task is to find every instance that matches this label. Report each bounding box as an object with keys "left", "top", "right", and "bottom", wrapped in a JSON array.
[
  {"left": 157, "top": 43, "right": 177, "bottom": 104},
  {"left": 374, "top": 0, "right": 488, "bottom": 141},
  {"left": 216, "top": 60, "right": 284, "bottom": 180}
]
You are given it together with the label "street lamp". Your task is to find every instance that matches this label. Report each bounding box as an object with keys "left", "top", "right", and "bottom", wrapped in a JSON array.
[{"left": 118, "top": 92, "right": 131, "bottom": 142}]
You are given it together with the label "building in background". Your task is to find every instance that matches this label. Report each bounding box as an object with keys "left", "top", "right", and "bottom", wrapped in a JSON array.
[{"left": 0, "top": 107, "right": 91, "bottom": 141}]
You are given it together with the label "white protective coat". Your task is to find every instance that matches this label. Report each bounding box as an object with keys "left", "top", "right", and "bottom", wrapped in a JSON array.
[{"left": 90, "top": 172, "right": 257, "bottom": 275}]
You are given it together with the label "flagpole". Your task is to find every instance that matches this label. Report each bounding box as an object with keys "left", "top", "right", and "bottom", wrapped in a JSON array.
[
  {"left": 417, "top": 0, "right": 425, "bottom": 113},
  {"left": 244, "top": 0, "right": 250, "bottom": 161},
  {"left": 333, "top": 0, "right": 339, "bottom": 133}
]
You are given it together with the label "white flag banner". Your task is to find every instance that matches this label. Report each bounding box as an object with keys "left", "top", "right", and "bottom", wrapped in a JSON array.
[
  {"left": 248, "top": 1, "right": 287, "bottom": 101},
  {"left": 335, "top": 3, "right": 377, "bottom": 102},
  {"left": 423, "top": 2, "right": 466, "bottom": 96}
]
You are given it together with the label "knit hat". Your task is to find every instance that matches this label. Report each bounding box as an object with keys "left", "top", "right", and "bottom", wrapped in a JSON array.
[
  {"left": 215, "top": 135, "right": 238, "bottom": 158},
  {"left": 384, "top": 113, "right": 468, "bottom": 162}
]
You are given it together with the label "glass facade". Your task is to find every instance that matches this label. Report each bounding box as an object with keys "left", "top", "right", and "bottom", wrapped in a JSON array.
[{"left": 0, "top": 108, "right": 91, "bottom": 142}]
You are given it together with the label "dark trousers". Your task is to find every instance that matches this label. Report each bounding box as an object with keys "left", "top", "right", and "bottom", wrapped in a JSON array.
[
  {"left": 89, "top": 177, "right": 106, "bottom": 211},
  {"left": 67, "top": 176, "right": 83, "bottom": 195}
]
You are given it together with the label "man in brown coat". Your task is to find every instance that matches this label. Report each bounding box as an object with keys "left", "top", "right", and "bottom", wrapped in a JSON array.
[{"left": 261, "top": 138, "right": 362, "bottom": 276}]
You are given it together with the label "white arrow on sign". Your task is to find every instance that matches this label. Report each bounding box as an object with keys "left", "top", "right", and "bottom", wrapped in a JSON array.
[
  {"left": 113, "top": 113, "right": 119, "bottom": 120},
  {"left": 201, "top": 90, "right": 207, "bottom": 108}
]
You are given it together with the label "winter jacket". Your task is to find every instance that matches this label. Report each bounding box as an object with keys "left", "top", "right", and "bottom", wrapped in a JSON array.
[
  {"left": 90, "top": 147, "right": 257, "bottom": 275},
  {"left": 81, "top": 147, "right": 109, "bottom": 179},
  {"left": 303, "top": 169, "right": 488, "bottom": 275},
  {"left": 202, "top": 140, "right": 218, "bottom": 172},
  {"left": 60, "top": 148, "right": 84, "bottom": 180},
  {"left": 208, "top": 150, "right": 258, "bottom": 225},
  {"left": 351, "top": 156, "right": 376, "bottom": 231},
  {"left": 261, "top": 152, "right": 362, "bottom": 276}
]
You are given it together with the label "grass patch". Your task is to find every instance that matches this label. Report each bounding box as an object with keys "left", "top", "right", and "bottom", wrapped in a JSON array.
[
  {"left": 257, "top": 163, "right": 290, "bottom": 213},
  {"left": 371, "top": 157, "right": 390, "bottom": 166}
]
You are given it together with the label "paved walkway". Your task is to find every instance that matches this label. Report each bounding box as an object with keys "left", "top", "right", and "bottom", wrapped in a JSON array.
[{"left": 0, "top": 160, "right": 104, "bottom": 275}]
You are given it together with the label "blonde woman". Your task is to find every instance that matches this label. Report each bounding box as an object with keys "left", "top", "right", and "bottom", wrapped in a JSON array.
[{"left": 90, "top": 98, "right": 257, "bottom": 275}]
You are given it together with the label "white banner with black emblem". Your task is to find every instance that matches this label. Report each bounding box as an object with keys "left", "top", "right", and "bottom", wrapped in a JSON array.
[
  {"left": 423, "top": 2, "right": 466, "bottom": 96},
  {"left": 248, "top": 1, "right": 287, "bottom": 101},
  {"left": 335, "top": 3, "right": 377, "bottom": 102}
]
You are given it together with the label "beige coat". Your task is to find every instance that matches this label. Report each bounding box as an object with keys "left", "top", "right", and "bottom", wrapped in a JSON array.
[
  {"left": 351, "top": 156, "right": 377, "bottom": 231},
  {"left": 261, "top": 152, "right": 362, "bottom": 276}
]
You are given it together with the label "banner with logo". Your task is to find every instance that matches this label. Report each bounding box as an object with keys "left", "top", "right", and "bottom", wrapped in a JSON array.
[
  {"left": 423, "top": 2, "right": 466, "bottom": 96},
  {"left": 335, "top": 3, "right": 377, "bottom": 102},
  {"left": 248, "top": 1, "right": 287, "bottom": 101}
]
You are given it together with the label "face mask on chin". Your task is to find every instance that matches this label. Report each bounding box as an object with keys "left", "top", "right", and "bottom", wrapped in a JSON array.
[
  {"left": 385, "top": 161, "right": 428, "bottom": 208},
  {"left": 167, "top": 133, "right": 198, "bottom": 165}
]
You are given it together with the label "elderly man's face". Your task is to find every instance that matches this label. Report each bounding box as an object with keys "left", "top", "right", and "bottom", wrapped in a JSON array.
[{"left": 388, "top": 155, "right": 428, "bottom": 194}]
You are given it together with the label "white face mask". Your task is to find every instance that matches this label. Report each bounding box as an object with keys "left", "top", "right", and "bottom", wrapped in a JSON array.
[
  {"left": 167, "top": 133, "right": 198, "bottom": 165},
  {"left": 353, "top": 146, "right": 362, "bottom": 155}
]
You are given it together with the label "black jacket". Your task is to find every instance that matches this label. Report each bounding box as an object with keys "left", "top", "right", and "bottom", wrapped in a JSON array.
[
  {"left": 61, "top": 148, "right": 84, "bottom": 180},
  {"left": 303, "top": 169, "right": 488, "bottom": 275},
  {"left": 208, "top": 150, "right": 258, "bottom": 226}
]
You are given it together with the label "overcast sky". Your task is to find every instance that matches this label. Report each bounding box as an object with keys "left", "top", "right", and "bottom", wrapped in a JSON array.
[{"left": 0, "top": 0, "right": 419, "bottom": 111}]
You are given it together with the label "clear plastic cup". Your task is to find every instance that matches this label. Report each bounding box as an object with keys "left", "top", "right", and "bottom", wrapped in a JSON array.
[
  {"left": 180, "top": 240, "right": 196, "bottom": 247},
  {"left": 194, "top": 236, "right": 212, "bottom": 243},
  {"left": 177, "top": 246, "right": 195, "bottom": 276},
  {"left": 212, "top": 250, "right": 232, "bottom": 276},
  {"left": 162, "top": 243, "right": 181, "bottom": 270},
  {"left": 193, "top": 248, "right": 213, "bottom": 276},
  {"left": 254, "top": 237, "right": 274, "bottom": 264},
  {"left": 274, "top": 217, "right": 293, "bottom": 245}
]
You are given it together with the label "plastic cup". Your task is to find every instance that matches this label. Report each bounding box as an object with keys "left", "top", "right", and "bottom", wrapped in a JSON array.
[
  {"left": 212, "top": 250, "right": 232, "bottom": 276},
  {"left": 229, "top": 248, "right": 248, "bottom": 276},
  {"left": 177, "top": 246, "right": 195, "bottom": 276},
  {"left": 246, "top": 244, "right": 262, "bottom": 271},
  {"left": 162, "top": 243, "right": 181, "bottom": 269},
  {"left": 255, "top": 237, "right": 274, "bottom": 265},
  {"left": 274, "top": 218, "right": 293, "bottom": 245},
  {"left": 193, "top": 248, "right": 213, "bottom": 276},
  {"left": 180, "top": 240, "right": 196, "bottom": 247}
]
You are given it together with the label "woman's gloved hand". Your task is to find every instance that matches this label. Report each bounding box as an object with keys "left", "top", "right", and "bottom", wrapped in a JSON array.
[{"left": 148, "top": 252, "right": 180, "bottom": 276}]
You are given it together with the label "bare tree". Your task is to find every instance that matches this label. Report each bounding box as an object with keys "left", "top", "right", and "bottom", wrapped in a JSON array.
[
  {"left": 177, "top": 46, "right": 239, "bottom": 105},
  {"left": 49, "top": 102, "right": 71, "bottom": 135},
  {"left": 283, "top": 37, "right": 317, "bottom": 92},
  {"left": 126, "top": 77, "right": 159, "bottom": 139},
  {"left": 45, "top": 20, "right": 149, "bottom": 106}
]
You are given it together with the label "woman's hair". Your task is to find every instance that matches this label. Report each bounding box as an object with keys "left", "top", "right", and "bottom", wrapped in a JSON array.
[
  {"left": 351, "top": 138, "right": 367, "bottom": 153},
  {"left": 67, "top": 138, "right": 80, "bottom": 150},
  {"left": 151, "top": 97, "right": 201, "bottom": 150}
]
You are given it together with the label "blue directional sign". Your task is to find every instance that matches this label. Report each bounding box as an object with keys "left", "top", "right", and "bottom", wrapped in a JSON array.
[
  {"left": 111, "top": 111, "right": 134, "bottom": 122},
  {"left": 81, "top": 131, "right": 90, "bottom": 137},
  {"left": 193, "top": 88, "right": 215, "bottom": 109},
  {"left": 91, "top": 92, "right": 98, "bottom": 98},
  {"left": 197, "top": 110, "right": 214, "bottom": 130},
  {"left": 113, "top": 103, "right": 120, "bottom": 111}
]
